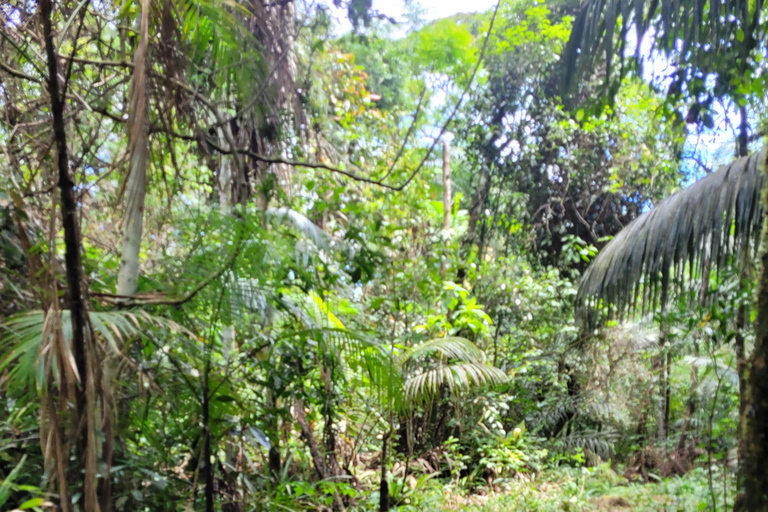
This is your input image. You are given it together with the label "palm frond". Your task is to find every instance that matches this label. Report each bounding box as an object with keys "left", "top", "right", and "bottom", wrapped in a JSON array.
[
  {"left": 605, "top": 320, "right": 659, "bottom": 350},
  {"left": 401, "top": 336, "right": 487, "bottom": 364},
  {"left": 578, "top": 149, "right": 767, "bottom": 328},
  {"left": 267, "top": 207, "right": 329, "bottom": 251},
  {"left": 274, "top": 292, "right": 401, "bottom": 403},
  {"left": 1, "top": 310, "right": 186, "bottom": 390},
  {"left": 684, "top": 354, "right": 740, "bottom": 388},
  {"left": 403, "top": 361, "right": 507, "bottom": 404},
  {"left": 561, "top": 0, "right": 762, "bottom": 99},
  {"left": 227, "top": 275, "right": 278, "bottom": 325}
]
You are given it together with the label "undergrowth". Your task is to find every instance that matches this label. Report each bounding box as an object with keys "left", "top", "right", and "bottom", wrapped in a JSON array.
[{"left": 371, "top": 463, "right": 737, "bottom": 512}]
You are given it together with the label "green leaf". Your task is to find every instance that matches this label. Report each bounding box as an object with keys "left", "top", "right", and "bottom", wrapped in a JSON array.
[
  {"left": 369, "top": 297, "right": 386, "bottom": 310},
  {"left": 20, "top": 498, "right": 44, "bottom": 509}
]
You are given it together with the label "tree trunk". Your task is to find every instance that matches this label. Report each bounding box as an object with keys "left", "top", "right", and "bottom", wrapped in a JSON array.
[
  {"left": 664, "top": 352, "right": 671, "bottom": 441},
  {"left": 734, "top": 104, "right": 749, "bottom": 492},
  {"left": 379, "top": 429, "right": 392, "bottom": 512},
  {"left": 468, "top": 164, "right": 490, "bottom": 239},
  {"left": 116, "top": 0, "right": 151, "bottom": 297},
  {"left": 39, "top": 1, "right": 99, "bottom": 508},
  {"left": 738, "top": 152, "right": 768, "bottom": 511},
  {"left": 321, "top": 366, "right": 344, "bottom": 479},
  {"left": 295, "top": 399, "right": 345, "bottom": 511},
  {"left": 219, "top": 138, "right": 232, "bottom": 214},
  {"left": 442, "top": 139, "right": 451, "bottom": 230},
  {"left": 677, "top": 365, "right": 698, "bottom": 452},
  {"left": 738, "top": 104, "right": 749, "bottom": 158},
  {"left": 203, "top": 376, "right": 214, "bottom": 512},
  {"left": 656, "top": 339, "right": 668, "bottom": 442},
  {"left": 266, "top": 389, "right": 281, "bottom": 479},
  {"left": 734, "top": 259, "right": 750, "bottom": 494}
]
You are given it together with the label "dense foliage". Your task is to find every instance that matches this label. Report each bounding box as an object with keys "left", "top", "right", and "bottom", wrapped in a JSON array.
[{"left": 0, "top": 0, "right": 766, "bottom": 511}]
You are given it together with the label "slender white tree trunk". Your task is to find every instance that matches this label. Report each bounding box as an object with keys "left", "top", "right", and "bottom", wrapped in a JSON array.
[
  {"left": 219, "top": 126, "right": 235, "bottom": 354},
  {"left": 116, "top": 0, "right": 150, "bottom": 297},
  {"left": 218, "top": 127, "right": 232, "bottom": 214},
  {"left": 214, "top": 92, "right": 239, "bottom": 353},
  {"left": 442, "top": 139, "right": 451, "bottom": 230}
]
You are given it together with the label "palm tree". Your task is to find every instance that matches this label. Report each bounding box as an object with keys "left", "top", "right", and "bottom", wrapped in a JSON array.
[
  {"left": 562, "top": 0, "right": 764, "bottom": 93},
  {"left": 577, "top": 148, "right": 768, "bottom": 510},
  {"left": 562, "top": 0, "right": 764, "bottom": 156},
  {"left": 400, "top": 336, "right": 507, "bottom": 404},
  {"left": 565, "top": 2, "right": 766, "bottom": 508},
  {"left": 0, "top": 308, "right": 183, "bottom": 511},
  {"left": 380, "top": 335, "right": 506, "bottom": 512}
]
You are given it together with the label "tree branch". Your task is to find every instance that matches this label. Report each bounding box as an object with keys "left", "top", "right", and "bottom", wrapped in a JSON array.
[
  {"left": 93, "top": 216, "right": 246, "bottom": 307},
  {"left": 0, "top": 61, "right": 41, "bottom": 82}
]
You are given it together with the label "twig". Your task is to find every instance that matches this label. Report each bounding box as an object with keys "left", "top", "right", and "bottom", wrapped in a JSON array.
[{"left": 377, "top": 86, "right": 428, "bottom": 184}]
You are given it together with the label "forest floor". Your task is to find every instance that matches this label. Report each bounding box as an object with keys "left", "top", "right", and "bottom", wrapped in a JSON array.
[{"left": 410, "top": 464, "right": 734, "bottom": 511}]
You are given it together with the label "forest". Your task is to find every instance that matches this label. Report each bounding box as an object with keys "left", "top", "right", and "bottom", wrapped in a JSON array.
[{"left": 1, "top": 0, "right": 768, "bottom": 510}]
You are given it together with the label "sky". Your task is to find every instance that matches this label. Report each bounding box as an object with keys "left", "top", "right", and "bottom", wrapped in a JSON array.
[
  {"left": 382, "top": 0, "right": 497, "bottom": 21},
  {"left": 325, "top": 0, "right": 497, "bottom": 34}
]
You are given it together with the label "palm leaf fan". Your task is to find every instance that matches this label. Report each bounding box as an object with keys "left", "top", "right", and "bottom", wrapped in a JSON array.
[
  {"left": 577, "top": 148, "right": 767, "bottom": 329},
  {"left": 401, "top": 336, "right": 507, "bottom": 405},
  {"left": 1, "top": 310, "right": 186, "bottom": 392},
  {"left": 267, "top": 207, "right": 330, "bottom": 251},
  {"left": 400, "top": 336, "right": 487, "bottom": 364},
  {"left": 403, "top": 362, "right": 507, "bottom": 404}
]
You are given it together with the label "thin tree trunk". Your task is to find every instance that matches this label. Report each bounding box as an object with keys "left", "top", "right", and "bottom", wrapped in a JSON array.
[
  {"left": 735, "top": 309, "right": 747, "bottom": 475},
  {"left": 732, "top": 95, "right": 753, "bottom": 512},
  {"left": 295, "top": 399, "right": 331, "bottom": 478},
  {"left": 116, "top": 0, "right": 151, "bottom": 297},
  {"left": 219, "top": 140, "right": 232, "bottom": 214},
  {"left": 738, "top": 104, "right": 749, "bottom": 158},
  {"left": 266, "top": 389, "right": 281, "bottom": 479},
  {"left": 295, "top": 399, "right": 345, "bottom": 511},
  {"left": 739, "top": 151, "right": 768, "bottom": 511},
  {"left": 677, "top": 365, "right": 698, "bottom": 453},
  {"left": 321, "top": 366, "right": 344, "bottom": 479},
  {"left": 203, "top": 377, "right": 214, "bottom": 512},
  {"left": 656, "top": 341, "right": 668, "bottom": 442},
  {"left": 734, "top": 256, "right": 750, "bottom": 494},
  {"left": 442, "top": 139, "right": 451, "bottom": 230},
  {"left": 468, "top": 164, "right": 490, "bottom": 239},
  {"left": 664, "top": 352, "right": 671, "bottom": 441},
  {"left": 379, "top": 429, "right": 392, "bottom": 512},
  {"left": 39, "top": 1, "right": 98, "bottom": 508}
]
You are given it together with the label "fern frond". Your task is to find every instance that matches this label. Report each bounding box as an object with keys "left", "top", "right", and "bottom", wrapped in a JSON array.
[{"left": 552, "top": 428, "right": 618, "bottom": 461}]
